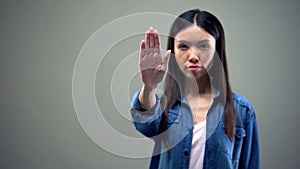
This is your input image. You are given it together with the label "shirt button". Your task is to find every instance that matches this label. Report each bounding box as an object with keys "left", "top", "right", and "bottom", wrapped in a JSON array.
[{"left": 184, "top": 151, "right": 189, "bottom": 156}]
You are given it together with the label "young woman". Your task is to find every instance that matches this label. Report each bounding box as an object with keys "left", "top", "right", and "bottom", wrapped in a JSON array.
[{"left": 130, "top": 9, "right": 260, "bottom": 169}]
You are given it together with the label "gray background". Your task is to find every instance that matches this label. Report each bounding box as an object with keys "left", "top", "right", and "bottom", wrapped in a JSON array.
[{"left": 1, "top": 0, "right": 300, "bottom": 168}]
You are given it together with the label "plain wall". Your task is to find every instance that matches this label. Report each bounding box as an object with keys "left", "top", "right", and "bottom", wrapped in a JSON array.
[{"left": 1, "top": 0, "right": 300, "bottom": 168}]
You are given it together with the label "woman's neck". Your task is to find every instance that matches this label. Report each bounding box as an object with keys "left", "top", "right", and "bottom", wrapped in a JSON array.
[{"left": 184, "top": 75, "right": 213, "bottom": 97}]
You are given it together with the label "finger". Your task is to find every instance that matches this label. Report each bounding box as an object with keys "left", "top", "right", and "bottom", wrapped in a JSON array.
[
  {"left": 140, "top": 40, "right": 146, "bottom": 58},
  {"left": 149, "top": 27, "right": 155, "bottom": 49},
  {"left": 145, "top": 30, "right": 150, "bottom": 49},
  {"left": 154, "top": 29, "right": 160, "bottom": 49},
  {"left": 161, "top": 50, "right": 171, "bottom": 72}
]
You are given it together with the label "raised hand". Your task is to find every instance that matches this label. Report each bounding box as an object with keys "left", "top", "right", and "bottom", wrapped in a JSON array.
[{"left": 139, "top": 27, "right": 171, "bottom": 87}]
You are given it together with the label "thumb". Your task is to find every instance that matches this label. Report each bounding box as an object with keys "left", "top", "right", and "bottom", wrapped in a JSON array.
[{"left": 162, "top": 50, "right": 171, "bottom": 72}]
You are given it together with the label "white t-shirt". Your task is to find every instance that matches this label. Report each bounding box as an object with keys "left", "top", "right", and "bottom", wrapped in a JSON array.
[{"left": 188, "top": 120, "right": 206, "bottom": 169}]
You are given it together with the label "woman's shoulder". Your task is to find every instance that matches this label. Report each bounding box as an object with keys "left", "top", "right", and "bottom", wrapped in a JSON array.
[
  {"left": 231, "top": 92, "right": 256, "bottom": 123},
  {"left": 232, "top": 92, "right": 254, "bottom": 110}
]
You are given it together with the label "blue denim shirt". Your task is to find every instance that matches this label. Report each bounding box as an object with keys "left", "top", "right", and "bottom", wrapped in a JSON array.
[{"left": 130, "top": 90, "right": 260, "bottom": 169}]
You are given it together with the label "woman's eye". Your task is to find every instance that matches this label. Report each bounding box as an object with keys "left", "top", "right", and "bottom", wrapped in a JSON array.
[
  {"left": 178, "top": 44, "right": 189, "bottom": 50},
  {"left": 198, "top": 43, "right": 210, "bottom": 50}
]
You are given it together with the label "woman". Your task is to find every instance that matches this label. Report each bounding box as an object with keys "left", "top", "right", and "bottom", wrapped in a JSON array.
[{"left": 130, "top": 9, "right": 260, "bottom": 169}]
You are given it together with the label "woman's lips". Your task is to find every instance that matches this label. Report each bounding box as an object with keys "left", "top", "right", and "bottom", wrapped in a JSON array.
[{"left": 187, "top": 65, "right": 203, "bottom": 72}]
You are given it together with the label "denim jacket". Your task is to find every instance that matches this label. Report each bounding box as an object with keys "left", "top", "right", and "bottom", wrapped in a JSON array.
[{"left": 130, "top": 90, "right": 260, "bottom": 169}]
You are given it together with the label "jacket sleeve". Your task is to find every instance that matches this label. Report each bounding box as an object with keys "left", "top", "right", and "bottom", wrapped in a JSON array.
[
  {"left": 240, "top": 108, "right": 261, "bottom": 169},
  {"left": 130, "top": 90, "right": 163, "bottom": 138}
]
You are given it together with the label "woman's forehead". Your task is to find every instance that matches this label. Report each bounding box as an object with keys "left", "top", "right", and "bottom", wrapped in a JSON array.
[{"left": 174, "top": 25, "right": 215, "bottom": 43}]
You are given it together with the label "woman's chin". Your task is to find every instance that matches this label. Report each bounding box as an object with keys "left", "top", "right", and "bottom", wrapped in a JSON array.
[{"left": 183, "top": 72, "right": 204, "bottom": 81}]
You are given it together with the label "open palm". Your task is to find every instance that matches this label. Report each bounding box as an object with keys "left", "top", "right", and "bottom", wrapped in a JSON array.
[{"left": 139, "top": 27, "right": 170, "bottom": 87}]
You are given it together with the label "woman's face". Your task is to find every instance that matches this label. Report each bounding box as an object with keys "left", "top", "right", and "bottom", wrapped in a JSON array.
[{"left": 174, "top": 25, "right": 216, "bottom": 80}]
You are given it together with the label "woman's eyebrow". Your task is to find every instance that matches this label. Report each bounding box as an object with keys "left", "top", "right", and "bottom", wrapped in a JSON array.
[
  {"left": 176, "top": 40, "right": 190, "bottom": 44},
  {"left": 176, "top": 39, "right": 211, "bottom": 44},
  {"left": 198, "top": 39, "right": 210, "bottom": 43}
]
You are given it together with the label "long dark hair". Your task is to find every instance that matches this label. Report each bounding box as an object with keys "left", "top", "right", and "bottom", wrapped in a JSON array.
[{"left": 160, "top": 9, "right": 236, "bottom": 147}]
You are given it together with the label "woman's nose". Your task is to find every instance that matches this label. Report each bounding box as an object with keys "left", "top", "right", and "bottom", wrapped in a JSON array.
[{"left": 188, "top": 50, "right": 200, "bottom": 63}]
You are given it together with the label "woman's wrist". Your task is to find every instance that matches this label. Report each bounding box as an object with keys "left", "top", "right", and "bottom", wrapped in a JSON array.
[
  {"left": 143, "top": 84, "right": 157, "bottom": 91},
  {"left": 139, "top": 84, "right": 157, "bottom": 110}
]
